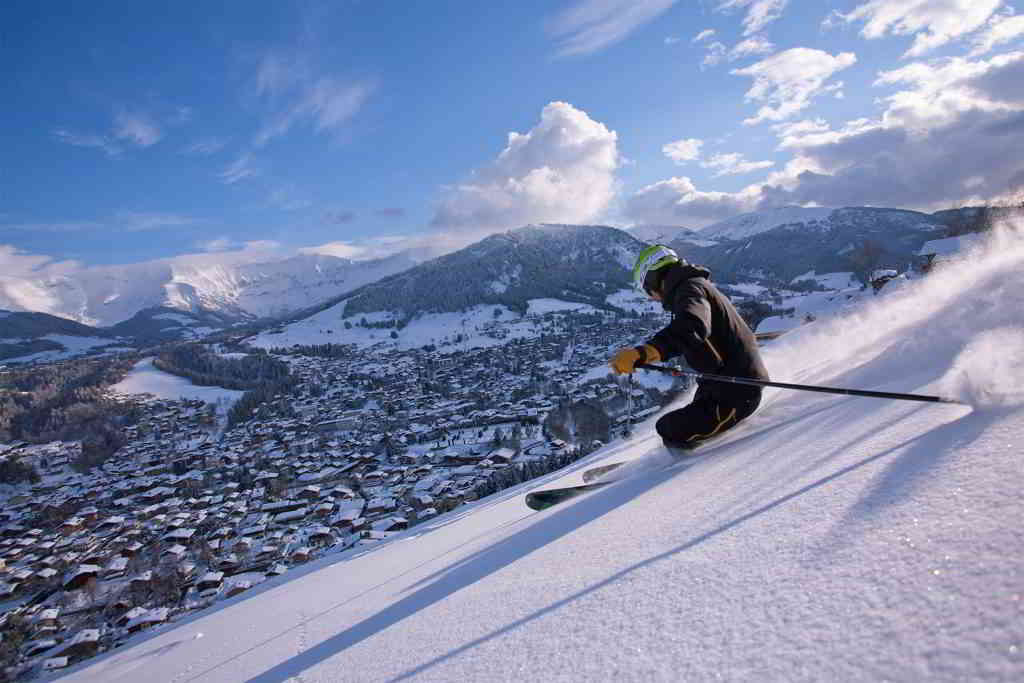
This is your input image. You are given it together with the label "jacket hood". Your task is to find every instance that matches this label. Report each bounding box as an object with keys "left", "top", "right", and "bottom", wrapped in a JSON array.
[{"left": 659, "top": 262, "right": 712, "bottom": 311}]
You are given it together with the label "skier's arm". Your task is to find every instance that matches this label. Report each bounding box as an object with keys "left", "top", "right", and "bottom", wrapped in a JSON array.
[{"left": 648, "top": 282, "right": 724, "bottom": 372}]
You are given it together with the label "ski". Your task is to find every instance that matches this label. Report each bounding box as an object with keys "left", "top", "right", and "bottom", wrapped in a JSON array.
[
  {"left": 582, "top": 461, "right": 627, "bottom": 483},
  {"left": 525, "top": 482, "right": 611, "bottom": 511}
]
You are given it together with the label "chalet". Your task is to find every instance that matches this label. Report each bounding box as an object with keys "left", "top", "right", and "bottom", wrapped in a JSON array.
[
  {"left": 309, "top": 526, "right": 334, "bottom": 546},
  {"left": 126, "top": 607, "right": 170, "bottom": 633},
  {"left": 161, "top": 544, "right": 188, "bottom": 562},
  {"left": 115, "top": 606, "right": 148, "bottom": 628},
  {"left": 55, "top": 628, "right": 101, "bottom": 662},
  {"left": 63, "top": 564, "right": 101, "bottom": 590},
  {"left": 225, "top": 580, "right": 252, "bottom": 599},
  {"left": 370, "top": 516, "right": 407, "bottom": 532},
  {"left": 42, "top": 656, "right": 70, "bottom": 672},
  {"left": 23, "top": 638, "right": 59, "bottom": 658},
  {"left": 196, "top": 571, "right": 224, "bottom": 597}
]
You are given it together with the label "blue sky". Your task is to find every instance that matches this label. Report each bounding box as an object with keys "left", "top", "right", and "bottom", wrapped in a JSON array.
[{"left": 3, "top": 0, "right": 1024, "bottom": 273}]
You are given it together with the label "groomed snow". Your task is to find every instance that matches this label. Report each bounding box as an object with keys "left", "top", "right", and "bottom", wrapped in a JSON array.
[
  {"left": 56, "top": 228, "right": 1024, "bottom": 683},
  {"left": 107, "top": 357, "right": 245, "bottom": 405}
]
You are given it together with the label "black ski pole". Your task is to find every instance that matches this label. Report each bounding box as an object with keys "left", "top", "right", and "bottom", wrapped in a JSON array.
[{"left": 637, "top": 363, "right": 966, "bottom": 405}]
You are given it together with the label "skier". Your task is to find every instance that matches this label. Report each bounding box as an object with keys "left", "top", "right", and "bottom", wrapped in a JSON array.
[{"left": 610, "top": 244, "right": 769, "bottom": 451}]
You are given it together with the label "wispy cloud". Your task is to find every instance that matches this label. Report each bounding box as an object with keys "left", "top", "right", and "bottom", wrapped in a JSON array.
[
  {"left": 182, "top": 138, "right": 228, "bottom": 156},
  {"left": 219, "top": 153, "right": 260, "bottom": 184},
  {"left": 701, "top": 152, "right": 774, "bottom": 176},
  {"left": 113, "top": 109, "right": 163, "bottom": 147},
  {"left": 111, "top": 211, "right": 195, "bottom": 232},
  {"left": 732, "top": 48, "right": 857, "bottom": 124},
  {"left": 546, "top": 0, "right": 680, "bottom": 57},
  {"left": 1, "top": 211, "right": 195, "bottom": 234},
  {"left": 693, "top": 29, "right": 716, "bottom": 43},
  {"left": 375, "top": 208, "right": 406, "bottom": 218},
  {"left": 324, "top": 210, "right": 356, "bottom": 224},
  {"left": 701, "top": 35, "right": 776, "bottom": 68},
  {"left": 268, "top": 185, "right": 312, "bottom": 211},
  {"left": 250, "top": 51, "right": 375, "bottom": 147},
  {"left": 51, "top": 129, "right": 123, "bottom": 158},
  {"left": 970, "top": 11, "right": 1024, "bottom": 57},
  {"left": 833, "top": 0, "right": 1003, "bottom": 58},
  {"left": 717, "top": 0, "right": 790, "bottom": 36}
]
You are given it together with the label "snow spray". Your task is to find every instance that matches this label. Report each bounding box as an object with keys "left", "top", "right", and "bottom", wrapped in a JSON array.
[{"left": 939, "top": 327, "right": 1024, "bottom": 409}]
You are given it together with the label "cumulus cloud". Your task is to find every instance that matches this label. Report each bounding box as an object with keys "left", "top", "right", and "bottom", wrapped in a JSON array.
[
  {"left": 731, "top": 48, "right": 857, "bottom": 124},
  {"left": 760, "top": 51, "right": 1024, "bottom": 209},
  {"left": 836, "top": 0, "right": 1003, "bottom": 57},
  {"left": 717, "top": 0, "right": 790, "bottom": 36},
  {"left": 545, "top": 0, "right": 679, "bottom": 57},
  {"left": 431, "top": 101, "right": 619, "bottom": 232},
  {"left": 625, "top": 176, "right": 760, "bottom": 227},
  {"left": 663, "top": 138, "right": 704, "bottom": 163}
]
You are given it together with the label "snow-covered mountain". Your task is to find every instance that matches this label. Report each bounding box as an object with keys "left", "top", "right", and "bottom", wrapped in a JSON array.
[
  {"left": 0, "top": 251, "right": 424, "bottom": 328},
  {"left": 699, "top": 205, "right": 837, "bottom": 239},
  {"left": 676, "top": 206, "right": 952, "bottom": 285},
  {"left": 338, "top": 224, "right": 643, "bottom": 322},
  {"left": 625, "top": 224, "right": 694, "bottom": 244},
  {"left": 56, "top": 227, "right": 1024, "bottom": 682}
]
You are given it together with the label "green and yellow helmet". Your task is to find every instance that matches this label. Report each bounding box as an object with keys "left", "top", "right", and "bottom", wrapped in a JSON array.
[{"left": 632, "top": 244, "right": 680, "bottom": 293}]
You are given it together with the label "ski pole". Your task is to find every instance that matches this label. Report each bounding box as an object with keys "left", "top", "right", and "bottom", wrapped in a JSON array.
[{"left": 636, "top": 363, "right": 967, "bottom": 405}]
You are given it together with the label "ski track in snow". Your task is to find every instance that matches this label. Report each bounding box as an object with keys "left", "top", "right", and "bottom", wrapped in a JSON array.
[{"left": 52, "top": 227, "right": 1024, "bottom": 683}]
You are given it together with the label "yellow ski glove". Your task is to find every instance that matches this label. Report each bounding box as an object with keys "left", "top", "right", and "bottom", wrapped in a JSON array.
[{"left": 610, "top": 344, "right": 661, "bottom": 375}]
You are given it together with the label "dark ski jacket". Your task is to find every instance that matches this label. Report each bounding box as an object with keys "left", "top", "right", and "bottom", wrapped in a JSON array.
[{"left": 646, "top": 263, "right": 769, "bottom": 402}]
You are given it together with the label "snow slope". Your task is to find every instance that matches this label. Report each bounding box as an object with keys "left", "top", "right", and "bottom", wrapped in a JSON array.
[{"left": 56, "top": 229, "right": 1024, "bottom": 682}]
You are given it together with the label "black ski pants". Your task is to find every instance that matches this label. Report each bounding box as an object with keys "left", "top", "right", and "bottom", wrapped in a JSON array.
[{"left": 656, "top": 384, "right": 761, "bottom": 449}]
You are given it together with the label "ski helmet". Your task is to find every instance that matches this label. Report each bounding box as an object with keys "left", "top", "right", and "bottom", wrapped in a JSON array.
[{"left": 632, "top": 244, "right": 680, "bottom": 294}]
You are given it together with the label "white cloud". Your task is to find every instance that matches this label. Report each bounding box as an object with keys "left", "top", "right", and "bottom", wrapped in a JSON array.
[
  {"left": 51, "top": 129, "right": 122, "bottom": 158},
  {"left": 730, "top": 36, "right": 776, "bottom": 59},
  {"left": 268, "top": 185, "right": 313, "bottom": 211},
  {"left": 701, "top": 152, "right": 775, "bottom": 176},
  {"left": 251, "top": 52, "right": 375, "bottom": 146},
  {"left": 837, "top": 0, "right": 1003, "bottom": 57},
  {"left": 545, "top": 0, "right": 679, "bottom": 57},
  {"left": 113, "top": 110, "right": 163, "bottom": 147},
  {"left": 760, "top": 51, "right": 1024, "bottom": 210},
  {"left": 702, "top": 42, "right": 728, "bottom": 68},
  {"left": 662, "top": 138, "right": 704, "bottom": 163},
  {"left": 693, "top": 29, "right": 717, "bottom": 43},
  {"left": 432, "top": 101, "right": 619, "bottom": 232},
  {"left": 717, "top": 0, "right": 790, "bottom": 36},
  {"left": 182, "top": 138, "right": 228, "bottom": 156},
  {"left": 971, "top": 12, "right": 1024, "bottom": 56},
  {"left": 220, "top": 154, "right": 260, "bottom": 184},
  {"left": 111, "top": 211, "right": 195, "bottom": 232},
  {"left": 0, "top": 245, "right": 82, "bottom": 280},
  {"left": 1, "top": 212, "right": 195, "bottom": 234},
  {"left": 701, "top": 35, "right": 776, "bottom": 68},
  {"left": 625, "top": 176, "right": 761, "bottom": 227},
  {"left": 731, "top": 48, "right": 857, "bottom": 124}
]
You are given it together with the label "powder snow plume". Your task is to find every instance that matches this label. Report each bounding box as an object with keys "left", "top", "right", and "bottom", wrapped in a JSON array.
[{"left": 761, "top": 223, "right": 1024, "bottom": 410}]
